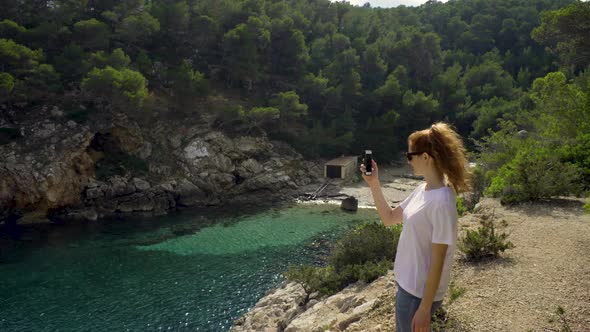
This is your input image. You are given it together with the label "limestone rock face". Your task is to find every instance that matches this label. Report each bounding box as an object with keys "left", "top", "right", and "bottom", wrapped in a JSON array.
[
  {"left": 230, "top": 282, "right": 307, "bottom": 332},
  {"left": 0, "top": 108, "right": 319, "bottom": 223},
  {"left": 231, "top": 270, "right": 396, "bottom": 332}
]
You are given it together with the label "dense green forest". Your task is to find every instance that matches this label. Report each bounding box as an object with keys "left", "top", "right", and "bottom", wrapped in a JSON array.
[{"left": 1, "top": 0, "right": 589, "bottom": 202}]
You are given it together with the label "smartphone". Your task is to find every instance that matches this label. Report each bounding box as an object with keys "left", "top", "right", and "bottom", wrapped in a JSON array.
[{"left": 365, "top": 150, "right": 372, "bottom": 175}]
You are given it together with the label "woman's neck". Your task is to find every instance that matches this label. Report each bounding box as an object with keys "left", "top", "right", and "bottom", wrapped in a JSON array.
[{"left": 423, "top": 170, "right": 445, "bottom": 191}]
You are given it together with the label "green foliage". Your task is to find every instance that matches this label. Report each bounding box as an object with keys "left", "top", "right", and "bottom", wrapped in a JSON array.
[
  {"left": 485, "top": 146, "right": 583, "bottom": 204},
  {"left": 329, "top": 222, "right": 401, "bottom": 272},
  {"left": 270, "top": 16, "right": 309, "bottom": 78},
  {"left": 299, "top": 72, "right": 328, "bottom": 115},
  {"left": 117, "top": 11, "right": 161, "bottom": 45},
  {"left": 73, "top": 19, "right": 110, "bottom": 50},
  {"left": 584, "top": 201, "right": 590, "bottom": 214},
  {"left": 170, "top": 59, "right": 209, "bottom": 104},
  {"left": 447, "top": 281, "right": 466, "bottom": 305},
  {"left": 211, "top": 96, "right": 247, "bottom": 131},
  {"left": 456, "top": 197, "right": 467, "bottom": 217},
  {"left": 81, "top": 66, "right": 147, "bottom": 109},
  {"left": 356, "top": 110, "right": 401, "bottom": 161},
  {"left": 361, "top": 44, "right": 387, "bottom": 91},
  {"left": 468, "top": 97, "right": 520, "bottom": 140},
  {"left": 532, "top": 2, "right": 590, "bottom": 71},
  {"left": 1, "top": 0, "right": 587, "bottom": 172},
  {"left": 531, "top": 71, "right": 590, "bottom": 140},
  {"left": 53, "top": 43, "right": 90, "bottom": 81},
  {"left": 432, "top": 62, "right": 468, "bottom": 115},
  {"left": 458, "top": 217, "right": 514, "bottom": 262},
  {"left": 90, "top": 48, "right": 131, "bottom": 70},
  {"left": 245, "top": 106, "right": 279, "bottom": 134},
  {"left": 222, "top": 15, "right": 270, "bottom": 89},
  {"left": 397, "top": 90, "right": 439, "bottom": 139},
  {"left": 476, "top": 69, "right": 590, "bottom": 202},
  {"left": 0, "top": 38, "right": 42, "bottom": 71},
  {"left": 0, "top": 72, "right": 15, "bottom": 95},
  {"left": 269, "top": 90, "right": 308, "bottom": 133},
  {"left": 25, "top": 63, "right": 61, "bottom": 92},
  {"left": 285, "top": 222, "right": 401, "bottom": 296},
  {"left": 374, "top": 71, "right": 403, "bottom": 110},
  {"left": 463, "top": 61, "right": 514, "bottom": 102},
  {"left": 0, "top": 20, "right": 26, "bottom": 40}
]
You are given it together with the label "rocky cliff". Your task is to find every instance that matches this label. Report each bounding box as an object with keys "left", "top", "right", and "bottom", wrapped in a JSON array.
[
  {"left": 231, "top": 270, "right": 396, "bottom": 332},
  {"left": 0, "top": 104, "right": 322, "bottom": 224}
]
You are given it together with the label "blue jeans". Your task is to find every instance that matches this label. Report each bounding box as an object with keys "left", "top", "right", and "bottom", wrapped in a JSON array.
[{"left": 395, "top": 282, "right": 443, "bottom": 332}]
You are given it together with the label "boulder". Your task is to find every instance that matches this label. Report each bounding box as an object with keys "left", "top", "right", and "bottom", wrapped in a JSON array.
[
  {"left": 341, "top": 196, "right": 358, "bottom": 212},
  {"left": 239, "top": 158, "right": 264, "bottom": 176},
  {"left": 183, "top": 139, "right": 210, "bottom": 160},
  {"left": 85, "top": 187, "right": 104, "bottom": 200},
  {"left": 175, "top": 178, "right": 206, "bottom": 207},
  {"left": 117, "top": 193, "right": 154, "bottom": 212},
  {"left": 132, "top": 177, "right": 151, "bottom": 191},
  {"left": 230, "top": 282, "right": 307, "bottom": 332}
]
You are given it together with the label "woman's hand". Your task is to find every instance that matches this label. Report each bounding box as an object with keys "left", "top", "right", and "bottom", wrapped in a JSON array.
[
  {"left": 359, "top": 159, "right": 380, "bottom": 187},
  {"left": 411, "top": 306, "right": 431, "bottom": 332}
]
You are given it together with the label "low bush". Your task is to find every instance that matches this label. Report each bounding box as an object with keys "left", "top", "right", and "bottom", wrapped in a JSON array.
[
  {"left": 285, "top": 222, "right": 401, "bottom": 296},
  {"left": 456, "top": 197, "right": 467, "bottom": 217},
  {"left": 485, "top": 147, "right": 583, "bottom": 204},
  {"left": 458, "top": 214, "right": 514, "bottom": 262}
]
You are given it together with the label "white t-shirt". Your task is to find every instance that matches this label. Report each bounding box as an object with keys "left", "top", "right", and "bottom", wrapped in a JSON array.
[{"left": 393, "top": 182, "right": 458, "bottom": 302}]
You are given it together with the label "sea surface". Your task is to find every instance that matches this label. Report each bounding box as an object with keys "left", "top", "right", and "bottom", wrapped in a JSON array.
[{"left": 0, "top": 203, "right": 380, "bottom": 331}]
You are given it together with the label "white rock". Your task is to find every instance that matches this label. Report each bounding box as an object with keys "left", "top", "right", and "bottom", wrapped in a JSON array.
[{"left": 183, "top": 139, "right": 209, "bottom": 160}]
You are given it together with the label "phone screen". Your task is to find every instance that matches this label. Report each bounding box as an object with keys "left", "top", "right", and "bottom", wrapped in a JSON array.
[{"left": 365, "top": 150, "right": 372, "bottom": 174}]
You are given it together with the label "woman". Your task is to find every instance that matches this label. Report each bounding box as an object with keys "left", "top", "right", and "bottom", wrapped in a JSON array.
[{"left": 360, "top": 122, "right": 471, "bottom": 332}]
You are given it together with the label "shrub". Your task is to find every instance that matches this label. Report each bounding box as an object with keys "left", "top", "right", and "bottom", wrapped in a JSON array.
[
  {"left": 285, "top": 222, "right": 401, "bottom": 296},
  {"left": 448, "top": 281, "right": 466, "bottom": 305},
  {"left": 469, "top": 165, "right": 486, "bottom": 207},
  {"left": 329, "top": 221, "right": 401, "bottom": 273},
  {"left": 81, "top": 66, "right": 148, "bottom": 109},
  {"left": 458, "top": 215, "right": 514, "bottom": 262},
  {"left": 456, "top": 197, "right": 467, "bottom": 217},
  {"left": 485, "top": 147, "right": 584, "bottom": 204},
  {"left": 554, "top": 306, "right": 573, "bottom": 332},
  {"left": 584, "top": 201, "right": 590, "bottom": 214}
]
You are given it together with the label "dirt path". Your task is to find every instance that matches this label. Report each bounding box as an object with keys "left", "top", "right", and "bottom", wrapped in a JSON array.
[{"left": 447, "top": 198, "right": 590, "bottom": 332}]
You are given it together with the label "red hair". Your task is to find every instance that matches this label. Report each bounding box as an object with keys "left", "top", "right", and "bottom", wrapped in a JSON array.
[{"left": 408, "top": 122, "right": 472, "bottom": 193}]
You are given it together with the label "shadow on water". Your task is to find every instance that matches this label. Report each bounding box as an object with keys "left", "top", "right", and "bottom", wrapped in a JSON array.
[{"left": 0, "top": 200, "right": 295, "bottom": 264}]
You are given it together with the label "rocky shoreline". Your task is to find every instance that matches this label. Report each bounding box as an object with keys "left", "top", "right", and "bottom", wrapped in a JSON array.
[
  {"left": 231, "top": 270, "right": 397, "bottom": 332},
  {"left": 0, "top": 106, "right": 328, "bottom": 225}
]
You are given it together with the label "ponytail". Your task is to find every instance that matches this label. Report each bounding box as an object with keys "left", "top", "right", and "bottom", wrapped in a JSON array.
[{"left": 408, "top": 122, "right": 472, "bottom": 193}]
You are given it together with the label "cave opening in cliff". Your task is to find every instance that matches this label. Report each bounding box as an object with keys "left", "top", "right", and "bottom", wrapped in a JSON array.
[{"left": 86, "top": 132, "right": 148, "bottom": 181}]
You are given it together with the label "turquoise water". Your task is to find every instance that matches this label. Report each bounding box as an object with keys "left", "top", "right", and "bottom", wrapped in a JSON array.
[{"left": 0, "top": 203, "right": 380, "bottom": 331}]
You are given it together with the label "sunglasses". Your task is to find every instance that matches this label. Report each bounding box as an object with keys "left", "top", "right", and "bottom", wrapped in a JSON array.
[{"left": 406, "top": 151, "right": 427, "bottom": 161}]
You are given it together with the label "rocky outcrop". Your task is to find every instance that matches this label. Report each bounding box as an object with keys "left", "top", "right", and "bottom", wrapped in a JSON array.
[
  {"left": 231, "top": 270, "right": 396, "bottom": 332},
  {"left": 0, "top": 106, "right": 323, "bottom": 223},
  {"left": 0, "top": 114, "right": 96, "bottom": 221},
  {"left": 231, "top": 282, "right": 308, "bottom": 332}
]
